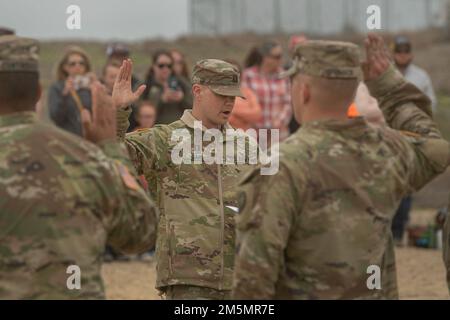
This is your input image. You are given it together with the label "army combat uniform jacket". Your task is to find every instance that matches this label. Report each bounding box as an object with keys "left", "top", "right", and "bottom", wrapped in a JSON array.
[
  {"left": 232, "top": 65, "right": 450, "bottom": 299},
  {"left": 117, "top": 108, "right": 256, "bottom": 291},
  {"left": 0, "top": 112, "right": 158, "bottom": 299}
]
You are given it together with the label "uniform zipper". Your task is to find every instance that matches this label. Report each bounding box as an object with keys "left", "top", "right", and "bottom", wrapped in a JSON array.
[{"left": 217, "top": 163, "right": 225, "bottom": 291}]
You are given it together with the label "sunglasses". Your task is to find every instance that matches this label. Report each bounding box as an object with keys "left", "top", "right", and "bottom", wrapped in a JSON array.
[
  {"left": 395, "top": 49, "right": 411, "bottom": 54},
  {"left": 268, "top": 54, "right": 282, "bottom": 60},
  {"left": 157, "top": 63, "right": 173, "bottom": 69},
  {"left": 68, "top": 60, "right": 86, "bottom": 67}
]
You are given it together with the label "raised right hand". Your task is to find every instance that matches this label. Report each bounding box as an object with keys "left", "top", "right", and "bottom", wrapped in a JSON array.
[{"left": 112, "top": 59, "right": 146, "bottom": 109}]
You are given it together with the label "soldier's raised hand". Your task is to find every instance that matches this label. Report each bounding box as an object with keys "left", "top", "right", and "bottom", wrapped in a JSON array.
[
  {"left": 112, "top": 59, "right": 146, "bottom": 109},
  {"left": 362, "top": 33, "right": 391, "bottom": 81},
  {"left": 82, "top": 81, "right": 117, "bottom": 143}
]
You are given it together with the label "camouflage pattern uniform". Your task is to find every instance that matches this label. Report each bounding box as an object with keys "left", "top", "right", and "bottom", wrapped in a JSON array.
[
  {"left": 444, "top": 208, "right": 450, "bottom": 292},
  {"left": 442, "top": 197, "right": 450, "bottom": 292},
  {"left": 117, "top": 59, "right": 257, "bottom": 300},
  {"left": 232, "top": 41, "right": 450, "bottom": 299},
  {"left": 0, "top": 36, "right": 158, "bottom": 299}
]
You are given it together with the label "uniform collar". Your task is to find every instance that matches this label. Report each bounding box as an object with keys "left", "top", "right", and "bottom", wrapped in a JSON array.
[
  {"left": 300, "top": 116, "right": 369, "bottom": 132},
  {"left": 0, "top": 111, "right": 38, "bottom": 128},
  {"left": 180, "top": 109, "right": 233, "bottom": 132}
]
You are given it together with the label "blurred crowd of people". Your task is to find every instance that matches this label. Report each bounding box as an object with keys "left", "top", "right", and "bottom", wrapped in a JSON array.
[
  {"left": 43, "top": 33, "right": 437, "bottom": 256},
  {"left": 44, "top": 38, "right": 301, "bottom": 141}
]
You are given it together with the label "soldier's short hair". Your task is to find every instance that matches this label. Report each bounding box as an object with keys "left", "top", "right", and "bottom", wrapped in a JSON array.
[
  {"left": 0, "top": 35, "right": 40, "bottom": 108},
  {"left": 0, "top": 71, "right": 40, "bottom": 108}
]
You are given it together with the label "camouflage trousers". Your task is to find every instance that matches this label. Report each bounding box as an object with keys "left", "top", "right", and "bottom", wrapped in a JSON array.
[
  {"left": 380, "top": 234, "right": 399, "bottom": 299},
  {"left": 160, "top": 285, "right": 231, "bottom": 300}
]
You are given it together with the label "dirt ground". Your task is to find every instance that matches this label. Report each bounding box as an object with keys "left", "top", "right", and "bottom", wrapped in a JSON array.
[
  {"left": 102, "top": 246, "right": 449, "bottom": 300},
  {"left": 100, "top": 137, "right": 450, "bottom": 301},
  {"left": 102, "top": 208, "right": 450, "bottom": 300}
]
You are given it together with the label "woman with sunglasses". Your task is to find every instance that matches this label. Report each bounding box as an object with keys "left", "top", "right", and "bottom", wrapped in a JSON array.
[
  {"left": 48, "top": 46, "right": 95, "bottom": 136},
  {"left": 142, "top": 49, "right": 192, "bottom": 125},
  {"left": 242, "top": 41, "right": 292, "bottom": 142}
]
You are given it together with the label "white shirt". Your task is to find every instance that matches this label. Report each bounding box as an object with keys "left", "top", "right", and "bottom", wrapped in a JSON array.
[{"left": 402, "top": 64, "right": 437, "bottom": 112}]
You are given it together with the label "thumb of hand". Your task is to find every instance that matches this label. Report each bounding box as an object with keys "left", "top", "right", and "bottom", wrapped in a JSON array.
[
  {"left": 134, "top": 84, "right": 147, "bottom": 100},
  {"left": 81, "top": 109, "right": 93, "bottom": 138}
]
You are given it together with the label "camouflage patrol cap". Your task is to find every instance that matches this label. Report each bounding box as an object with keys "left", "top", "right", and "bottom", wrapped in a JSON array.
[
  {"left": 0, "top": 27, "right": 15, "bottom": 36},
  {"left": 281, "top": 40, "right": 362, "bottom": 80},
  {"left": 0, "top": 35, "right": 39, "bottom": 73},
  {"left": 191, "top": 59, "right": 245, "bottom": 98}
]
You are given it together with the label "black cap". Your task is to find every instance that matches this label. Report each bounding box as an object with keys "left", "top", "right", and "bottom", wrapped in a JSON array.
[
  {"left": 106, "top": 43, "right": 130, "bottom": 58},
  {"left": 393, "top": 35, "right": 411, "bottom": 52}
]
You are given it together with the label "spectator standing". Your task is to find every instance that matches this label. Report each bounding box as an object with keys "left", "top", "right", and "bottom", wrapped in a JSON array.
[
  {"left": 391, "top": 35, "right": 438, "bottom": 245},
  {"left": 101, "top": 59, "right": 121, "bottom": 96},
  {"left": 48, "top": 47, "right": 94, "bottom": 136},
  {"left": 242, "top": 41, "right": 292, "bottom": 141},
  {"left": 106, "top": 43, "right": 141, "bottom": 132},
  {"left": 142, "top": 50, "right": 192, "bottom": 124},
  {"left": 392, "top": 35, "right": 437, "bottom": 112},
  {"left": 134, "top": 100, "right": 157, "bottom": 131},
  {"left": 225, "top": 59, "right": 262, "bottom": 131}
]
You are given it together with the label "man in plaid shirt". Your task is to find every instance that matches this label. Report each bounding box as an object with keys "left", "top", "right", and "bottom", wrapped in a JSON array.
[{"left": 242, "top": 41, "right": 292, "bottom": 142}]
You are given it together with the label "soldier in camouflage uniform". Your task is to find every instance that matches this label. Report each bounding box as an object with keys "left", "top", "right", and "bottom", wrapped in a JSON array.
[
  {"left": 232, "top": 34, "right": 450, "bottom": 299},
  {"left": 0, "top": 36, "right": 158, "bottom": 299},
  {"left": 112, "top": 58, "right": 259, "bottom": 300}
]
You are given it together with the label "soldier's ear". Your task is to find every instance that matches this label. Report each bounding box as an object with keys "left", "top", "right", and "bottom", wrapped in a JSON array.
[
  {"left": 36, "top": 83, "right": 42, "bottom": 103},
  {"left": 302, "top": 82, "right": 311, "bottom": 104},
  {"left": 192, "top": 84, "right": 202, "bottom": 99},
  {"left": 37, "top": 83, "right": 42, "bottom": 101}
]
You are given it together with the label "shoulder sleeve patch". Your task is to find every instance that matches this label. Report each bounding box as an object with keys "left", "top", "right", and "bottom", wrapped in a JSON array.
[
  {"left": 400, "top": 130, "right": 421, "bottom": 138},
  {"left": 116, "top": 162, "right": 140, "bottom": 191}
]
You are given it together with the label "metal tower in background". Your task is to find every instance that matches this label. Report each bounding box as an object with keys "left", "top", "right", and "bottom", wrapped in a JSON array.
[{"left": 189, "top": 0, "right": 449, "bottom": 36}]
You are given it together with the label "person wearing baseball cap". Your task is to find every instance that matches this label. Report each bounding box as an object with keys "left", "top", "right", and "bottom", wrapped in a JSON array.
[
  {"left": 112, "top": 58, "right": 258, "bottom": 300},
  {"left": 106, "top": 42, "right": 130, "bottom": 60},
  {"left": 391, "top": 35, "right": 437, "bottom": 247},
  {"left": 392, "top": 35, "right": 436, "bottom": 111}
]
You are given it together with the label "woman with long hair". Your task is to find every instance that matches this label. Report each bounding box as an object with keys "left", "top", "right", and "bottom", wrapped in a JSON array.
[
  {"left": 48, "top": 46, "right": 95, "bottom": 136},
  {"left": 142, "top": 49, "right": 192, "bottom": 124}
]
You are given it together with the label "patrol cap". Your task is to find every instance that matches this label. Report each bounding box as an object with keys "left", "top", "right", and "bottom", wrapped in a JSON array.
[
  {"left": 0, "top": 35, "right": 39, "bottom": 73},
  {"left": 191, "top": 59, "right": 245, "bottom": 98},
  {"left": 280, "top": 40, "right": 362, "bottom": 80},
  {"left": 0, "top": 27, "right": 15, "bottom": 37}
]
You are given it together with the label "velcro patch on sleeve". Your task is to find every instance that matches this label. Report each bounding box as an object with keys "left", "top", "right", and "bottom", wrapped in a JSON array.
[{"left": 117, "top": 162, "right": 140, "bottom": 191}]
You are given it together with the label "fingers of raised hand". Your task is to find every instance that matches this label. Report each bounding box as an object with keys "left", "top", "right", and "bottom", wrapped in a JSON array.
[
  {"left": 134, "top": 84, "right": 147, "bottom": 100},
  {"left": 81, "top": 109, "right": 93, "bottom": 139},
  {"left": 118, "top": 60, "right": 127, "bottom": 82},
  {"left": 126, "top": 59, "right": 133, "bottom": 81}
]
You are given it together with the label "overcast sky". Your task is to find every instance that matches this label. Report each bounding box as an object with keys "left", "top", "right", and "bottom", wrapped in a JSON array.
[{"left": 0, "top": 0, "right": 189, "bottom": 40}]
